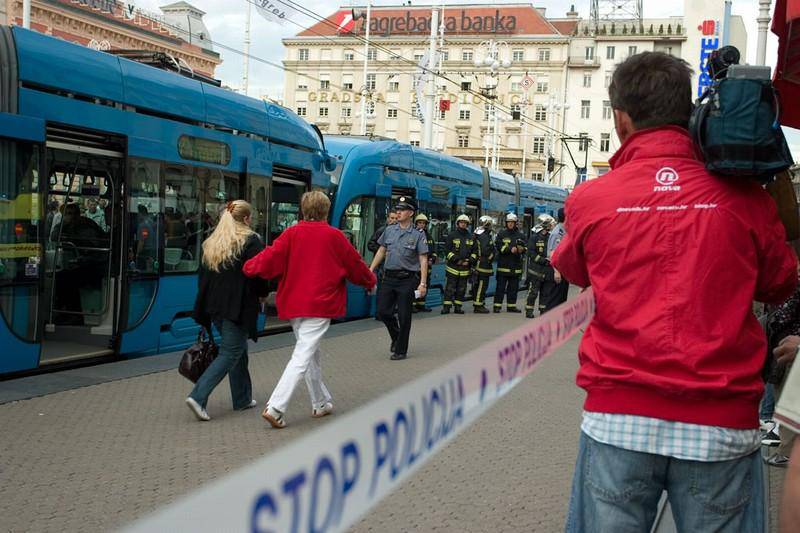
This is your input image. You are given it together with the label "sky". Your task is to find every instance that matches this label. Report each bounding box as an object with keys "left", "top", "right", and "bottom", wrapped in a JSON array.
[{"left": 135, "top": 0, "right": 797, "bottom": 148}]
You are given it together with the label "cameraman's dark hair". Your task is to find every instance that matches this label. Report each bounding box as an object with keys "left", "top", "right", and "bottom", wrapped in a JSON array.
[{"left": 609, "top": 52, "right": 693, "bottom": 130}]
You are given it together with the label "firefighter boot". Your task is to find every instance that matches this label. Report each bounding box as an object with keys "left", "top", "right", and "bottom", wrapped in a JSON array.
[
  {"left": 474, "top": 305, "right": 489, "bottom": 314},
  {"left": 454, "top": 305, "right": 465, "bottom": 314},
  {"left": 441, "top": 305, "right": 451, "bottom": 315}
]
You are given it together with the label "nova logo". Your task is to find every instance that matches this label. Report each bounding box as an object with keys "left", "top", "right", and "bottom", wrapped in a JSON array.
[{"left": 654, "top": 167, "right": 681, "bottom": 191}]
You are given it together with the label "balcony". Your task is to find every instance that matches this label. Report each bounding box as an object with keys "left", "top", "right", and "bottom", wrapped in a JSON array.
[{"left": 568, "top": 56, "right": 601, "bottom": 68}]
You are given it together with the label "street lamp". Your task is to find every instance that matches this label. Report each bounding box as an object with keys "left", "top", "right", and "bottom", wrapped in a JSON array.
[{"left": 473, "top": 40, "right": 513, "bottom": 170}]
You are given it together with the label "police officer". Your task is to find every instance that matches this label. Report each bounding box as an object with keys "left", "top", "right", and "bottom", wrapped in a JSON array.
[
  {"left": 368, "top": 210, "right": 398, "bottom": 254},
  {"left": 493, "top": 213, "right": 526, "bottom": 313},
  {"left": 369, "top": 197, "right": 429, "bottom": 360},
  {"left": 413, "top": 213, "right": 436, "bottom": 312},
  {"left": 442, "top": 214, "right": 477, "bottom": 314},
  {"left": 472, "top": 215, "right": 495, "bottom": 313},
  {"left": 541, "top": 208, "right": 569, "bottom": 312},
  {"left": 525, "top": 214, "right": 556, "bottom": 318}
]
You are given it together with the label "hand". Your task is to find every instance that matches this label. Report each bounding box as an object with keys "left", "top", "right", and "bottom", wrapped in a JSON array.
[
  {"left": 417, "top": 284, "right": 427, "bottom": 297},
  {"left": 511, "top": 246, "right": 518, "bottom": 254},
  {"left": 554, "top": 269, "right": 562, "bottom": 284},
  {"left": 774, "top": 335, "right": 800, "bottom": 366}
]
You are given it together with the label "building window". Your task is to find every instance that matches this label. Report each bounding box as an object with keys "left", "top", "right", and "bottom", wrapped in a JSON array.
[
  {"left": 439, "top": 109, "right": 446, "bottom": 120},
  {"left": 366, "top": 101, "right": 375, "bottom": 115},
  {"left": 628, "top": 45, "right": 638, "bottom": 57},
  {"left": 536, "top": 79, "right": 549, "bottom": 93},
  {"left": 581, "top": 100, "right": 591, "bottom": 119},
  {"left": 532, "top": 136, "right": 545, "bottom": 154},
  {"left": 538, "top": 48, "right": 551, "bottom": 61},
  {"left": 410, "top": 140, "right": 421, "bottom": 147},
  {"left": 461, "top": 81, "right": 471, "bottom": 91},
  {"left": 583, "top": 72, "right": 592, "bottom": 88},
  {"left": 297, "top": 79, "right": 308, "bottom": 90},
  {"left": 511, "top": 103, "right": 522, "bottom": 119},
  {"left": 341, "top": 106, "right": 352, "bottom": 118},
  {"left": 387, "top": 109, "right": 398, "bottom": 118},
  {"left": 512, "top": 49, "right": 524, "bottom": 61},
  {"left": 366, "top": 73, "right": 376, "bottom": 91},
  {"left": 367, "top": 48, "right": 377, "bottom": 60},
  {"left": 585, "top": 46, "right": 595, "bottom": 61},
  {"left": 458, "top": 134, "right": 469, "bottom": 148},
  {"left": 320, "top": 79, "right": 330, "bottom": 90},
  {"left": 604, "top": 70, "right": 612, "bottom": 88},
  {"left": 344, "top": 50, "right": 355, "bottom": 61},
  {"left": 600, "top": 133, "right": 610, "bottom": 152},
  {"left": 459, "top": 109, "right": 471, "bottom": 120},
  {"left": 343, "top": 81, "right": 353, "bottom": 90},
  {"left": 462, "top": 49, "right": 473, "bottom": 61},
  {"left": 484, "top": 103, "right": 492, "bottom": 120},
  {"left": 602, "top": 100, "right": 612, "bottom": 120},
  {"left": 388, "top": 80, "right": 400, "bottom": 92},
  {"left": 511, "top": 81, "right": 521, "bottom": 92},
  {"left": 532, "top": 172, "right": 544, "bottom": 181},
  {"left": 441, "top": 49, "right": 449, "bottom": 61},
  {"left": 319, "top": 107, "right": 329, "bottom": 117},
  {"left": 534, "top": 104, "right": 547, "bottom": 121},
  {"left": 411, "top": 106, "right": 419, "bottom": 119},
  {"left": 665, "top": 46, "right": 673, "bottom": 56},
  {"left": 606, "top": 46, "right": 615, "bottom": 60},
  {"left": 297, "top": 107, "right": 307, "bottom": 117},
  {"left": 298, "top": 49, "right": 309, "bottom": 61},
  {"left": 414, "top": 50, "right": 425, "bottom": 61},
  {"left": 578, "top": 133, "right": 589, "bottom": 152}
]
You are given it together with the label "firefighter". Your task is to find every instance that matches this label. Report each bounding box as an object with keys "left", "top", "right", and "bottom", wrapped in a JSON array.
[
  {"left": 413, "top": 213, "right": 436, "bottom": 312},
  {"left": 493, "top": 213, "right": 526, "bottom": 313},
  {"left": 442, "top": 214, "right": 477, "bottom": 314},
  {"left": 525, "top": 214, "right": 556, "bottom": 318},
  {"left": 472, "top": 215, "right": 495, "bottom": 313}
]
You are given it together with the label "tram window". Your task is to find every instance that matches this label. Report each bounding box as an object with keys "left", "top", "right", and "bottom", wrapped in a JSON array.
[
  {"left": 422, "top": 202, "right": 451, "bottom": 258},
  {"left": 269, "top": 180, "right": 305, "bottom": 243},
  {"left": 200, "top": 168, "right": 239, "bottom": 236},
  {"left": 340, "top": 196, "right": 376, "bottom": 260},
  {"left": 248, "top": 175, "right": 269, "bottom": 243},
  {"left": 128, "top": 159, "right": 161, "bottom": 274},
  {"left": 0, "top": 140, "right": 40, "bottom": 341},
  {"left": 163, "top": 164, "right": 200, "bottom": 273}
]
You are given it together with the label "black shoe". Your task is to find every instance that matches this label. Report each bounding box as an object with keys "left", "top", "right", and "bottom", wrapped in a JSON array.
[
  {"left": 525, "top": 310, "right": 534, "bottom": 318},
  {"left": 493, "top": 307, "right": 502, "bottom": 313},
  {"left": 454, "top": 306, "right": 465, "bottom": 314},
  {"left": 421, "top": 307, "right": 432, "bottom": 312},
  {"left": 441, "top": 306, "right": 451, "bottom": 315},
  {"left": 390, "top": 352, "right": 407, "bottom": 360},
  {"left": 474, "top": 306, "right": 489, "bottom": 314},
  {"left": 507, "top": 308, "right": 522, "bottom": 313}
]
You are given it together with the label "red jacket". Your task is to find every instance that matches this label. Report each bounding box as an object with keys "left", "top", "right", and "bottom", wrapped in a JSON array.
[
  {"left": 552, "top": 127, "right": 798, "bottom": 429},
  {"left": 242, "top": 221, "right": 376, "bottom": 320}
]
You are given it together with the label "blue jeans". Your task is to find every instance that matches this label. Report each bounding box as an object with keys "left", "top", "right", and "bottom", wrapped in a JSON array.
[
  {"left": 759, "top": 383, "right": 775, "bottom": 421},
  {"left": 189, "top": 319, "right": 252, "bottom": 410},
  {"left": 566, "top": 432, "right": 764, "bottom": 532}
]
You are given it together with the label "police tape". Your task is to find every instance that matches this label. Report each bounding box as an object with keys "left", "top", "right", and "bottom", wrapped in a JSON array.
[{"left": 124, "top": 289, "right": 595, "bottom": 533}]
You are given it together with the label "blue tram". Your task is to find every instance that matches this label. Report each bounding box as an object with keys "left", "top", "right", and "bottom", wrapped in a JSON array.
[
  {"left": 0, "top": 27, "right": 331, "bottom": 375},
  {"left": 326, "top": 136, "right": 568, "bottom": 317}
]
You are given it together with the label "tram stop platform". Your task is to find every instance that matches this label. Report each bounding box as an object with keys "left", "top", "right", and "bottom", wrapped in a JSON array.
[{"left": 0, "top": 292, "right": 787, "bottom": 532}]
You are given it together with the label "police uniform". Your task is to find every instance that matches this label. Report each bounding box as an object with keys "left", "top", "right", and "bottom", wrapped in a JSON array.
[
  {"left": 541, "top": 218, "right": 569, "bottom": 312},
  {"left": 376, "top": 198, "right": 428, "bottom": 359},
  {"left": 442, "top": 220, "right": 477, "bottom": 314},
  {"left": 525, "top": 227, "right": 553, "bottom": 317},
  {"left": 472, "top": 223, "right": 495, "bottom": 313},
  {"left": 494, "top": 218, "right": 526, "bottom": 312},
  {"left": 414, "top": 225, "right": 436, "bottom": 312}
]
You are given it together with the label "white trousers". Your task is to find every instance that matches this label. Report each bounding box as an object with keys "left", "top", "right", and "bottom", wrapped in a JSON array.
[{"left": 268, "top": 318, "right": 332, "bottom": 413}]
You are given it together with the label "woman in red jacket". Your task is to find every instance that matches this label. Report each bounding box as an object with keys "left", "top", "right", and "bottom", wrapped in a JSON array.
[{"left": 243, "top": 190, "right": 376, "bottom": 428}]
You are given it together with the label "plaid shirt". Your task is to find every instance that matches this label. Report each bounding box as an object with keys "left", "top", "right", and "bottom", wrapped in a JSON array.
[{"left": 581, "top": 411, "right": 760, "bottom": 462}]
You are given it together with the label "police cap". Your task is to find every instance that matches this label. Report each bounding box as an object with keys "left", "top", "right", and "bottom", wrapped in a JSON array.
[{"left": 394, "top": 196, "right": 417, "bottom": 212}]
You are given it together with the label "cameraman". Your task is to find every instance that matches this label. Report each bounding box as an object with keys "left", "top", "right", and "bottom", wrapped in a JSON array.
[{"left": 552, "top": 52, "right": 798, "bottom": 531}]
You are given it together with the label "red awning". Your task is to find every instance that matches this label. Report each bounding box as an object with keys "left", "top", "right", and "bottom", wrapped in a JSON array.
[{"left": 773, "top": 0, "right": 800, "bottom": 128}]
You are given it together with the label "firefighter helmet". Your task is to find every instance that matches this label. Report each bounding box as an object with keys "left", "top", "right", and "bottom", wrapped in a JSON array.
[
  {"left": 536, "top": 214, "right": 556, "bottom": 228},
  {"left": 505, "top": 212, "right": 519, "bottom": 223},
  {"left": 479, "top": 215, "right": 493, "bottom": 227},
  {"left": 456, "top": 214, "right": 471, "bottom": 223},
  {"left": 414, "top": 213, "right": 429, "bottom": 223}
]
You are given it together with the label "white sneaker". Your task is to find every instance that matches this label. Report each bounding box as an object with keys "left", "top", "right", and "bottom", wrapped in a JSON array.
[
  {"left": 247, "top": 399, "right": 258, "bottom": 409},
  {"left": 262, "top": 405, "right": 286, "bottom": 428},
  {"left": 312, "top": 402, "right": 334, "bottom": 418},
  {"left": 186, "top": 397, "right": 210, "bottom": 421}
]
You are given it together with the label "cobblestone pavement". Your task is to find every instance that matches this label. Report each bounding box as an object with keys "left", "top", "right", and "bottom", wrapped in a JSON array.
[{"left": 0, "top": 297, "right": 788, "bottom": 532}]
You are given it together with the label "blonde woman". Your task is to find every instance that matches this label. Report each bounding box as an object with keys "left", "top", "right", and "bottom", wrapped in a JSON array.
[
  {"left": 186, "top": 200, "right": 268, "bottom": 421},
  {"left": 243, "top": 191, "right": 376, "bottom": 428}
]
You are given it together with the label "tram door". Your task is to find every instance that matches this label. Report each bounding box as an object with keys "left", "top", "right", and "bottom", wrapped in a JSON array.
[{"left": 39, "top": 139, "right": 124, "bottom": 364}]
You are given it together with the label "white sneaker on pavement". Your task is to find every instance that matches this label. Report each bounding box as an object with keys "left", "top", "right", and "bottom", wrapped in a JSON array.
[
  {"left": 262, "top": 405, "right": 286, "bottom": 428},
  {"left": 186, "top": 397, "right": 210, "bottom": 421},
  {"left": 312, "top": 402, "right": 334, "bottom": 418}
]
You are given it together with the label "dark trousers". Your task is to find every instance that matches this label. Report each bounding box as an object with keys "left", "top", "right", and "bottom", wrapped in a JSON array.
[
  {"left": 526, "top": 277, "right": 545, "bottom": 312},
  {"left": 494, "top": 274, "right": 520, "bottom": 308},
  {"left": 443, "top": 271, "right": 469, "bottom": 307},
  {"left": 541, "top": 280, "right": 570, "bottom": 313},
  {"left": 472, "top": 272, "right": 492, "bottom": 306},
  {"left": 376, "top": 274, "right": 417, "bottom": 356}
]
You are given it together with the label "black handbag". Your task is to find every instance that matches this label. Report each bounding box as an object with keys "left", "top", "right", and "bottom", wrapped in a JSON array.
[{"left": 179, "top": 327, "right": 219, "bottom": 383}]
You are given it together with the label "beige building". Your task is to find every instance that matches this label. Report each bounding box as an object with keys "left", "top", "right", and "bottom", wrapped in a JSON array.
[
  {"left": 3, "top": 0, "right": 221, "bottom": 76},
  {"left": 283, "top": 4, "right": 579, "bottom": 181}
]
